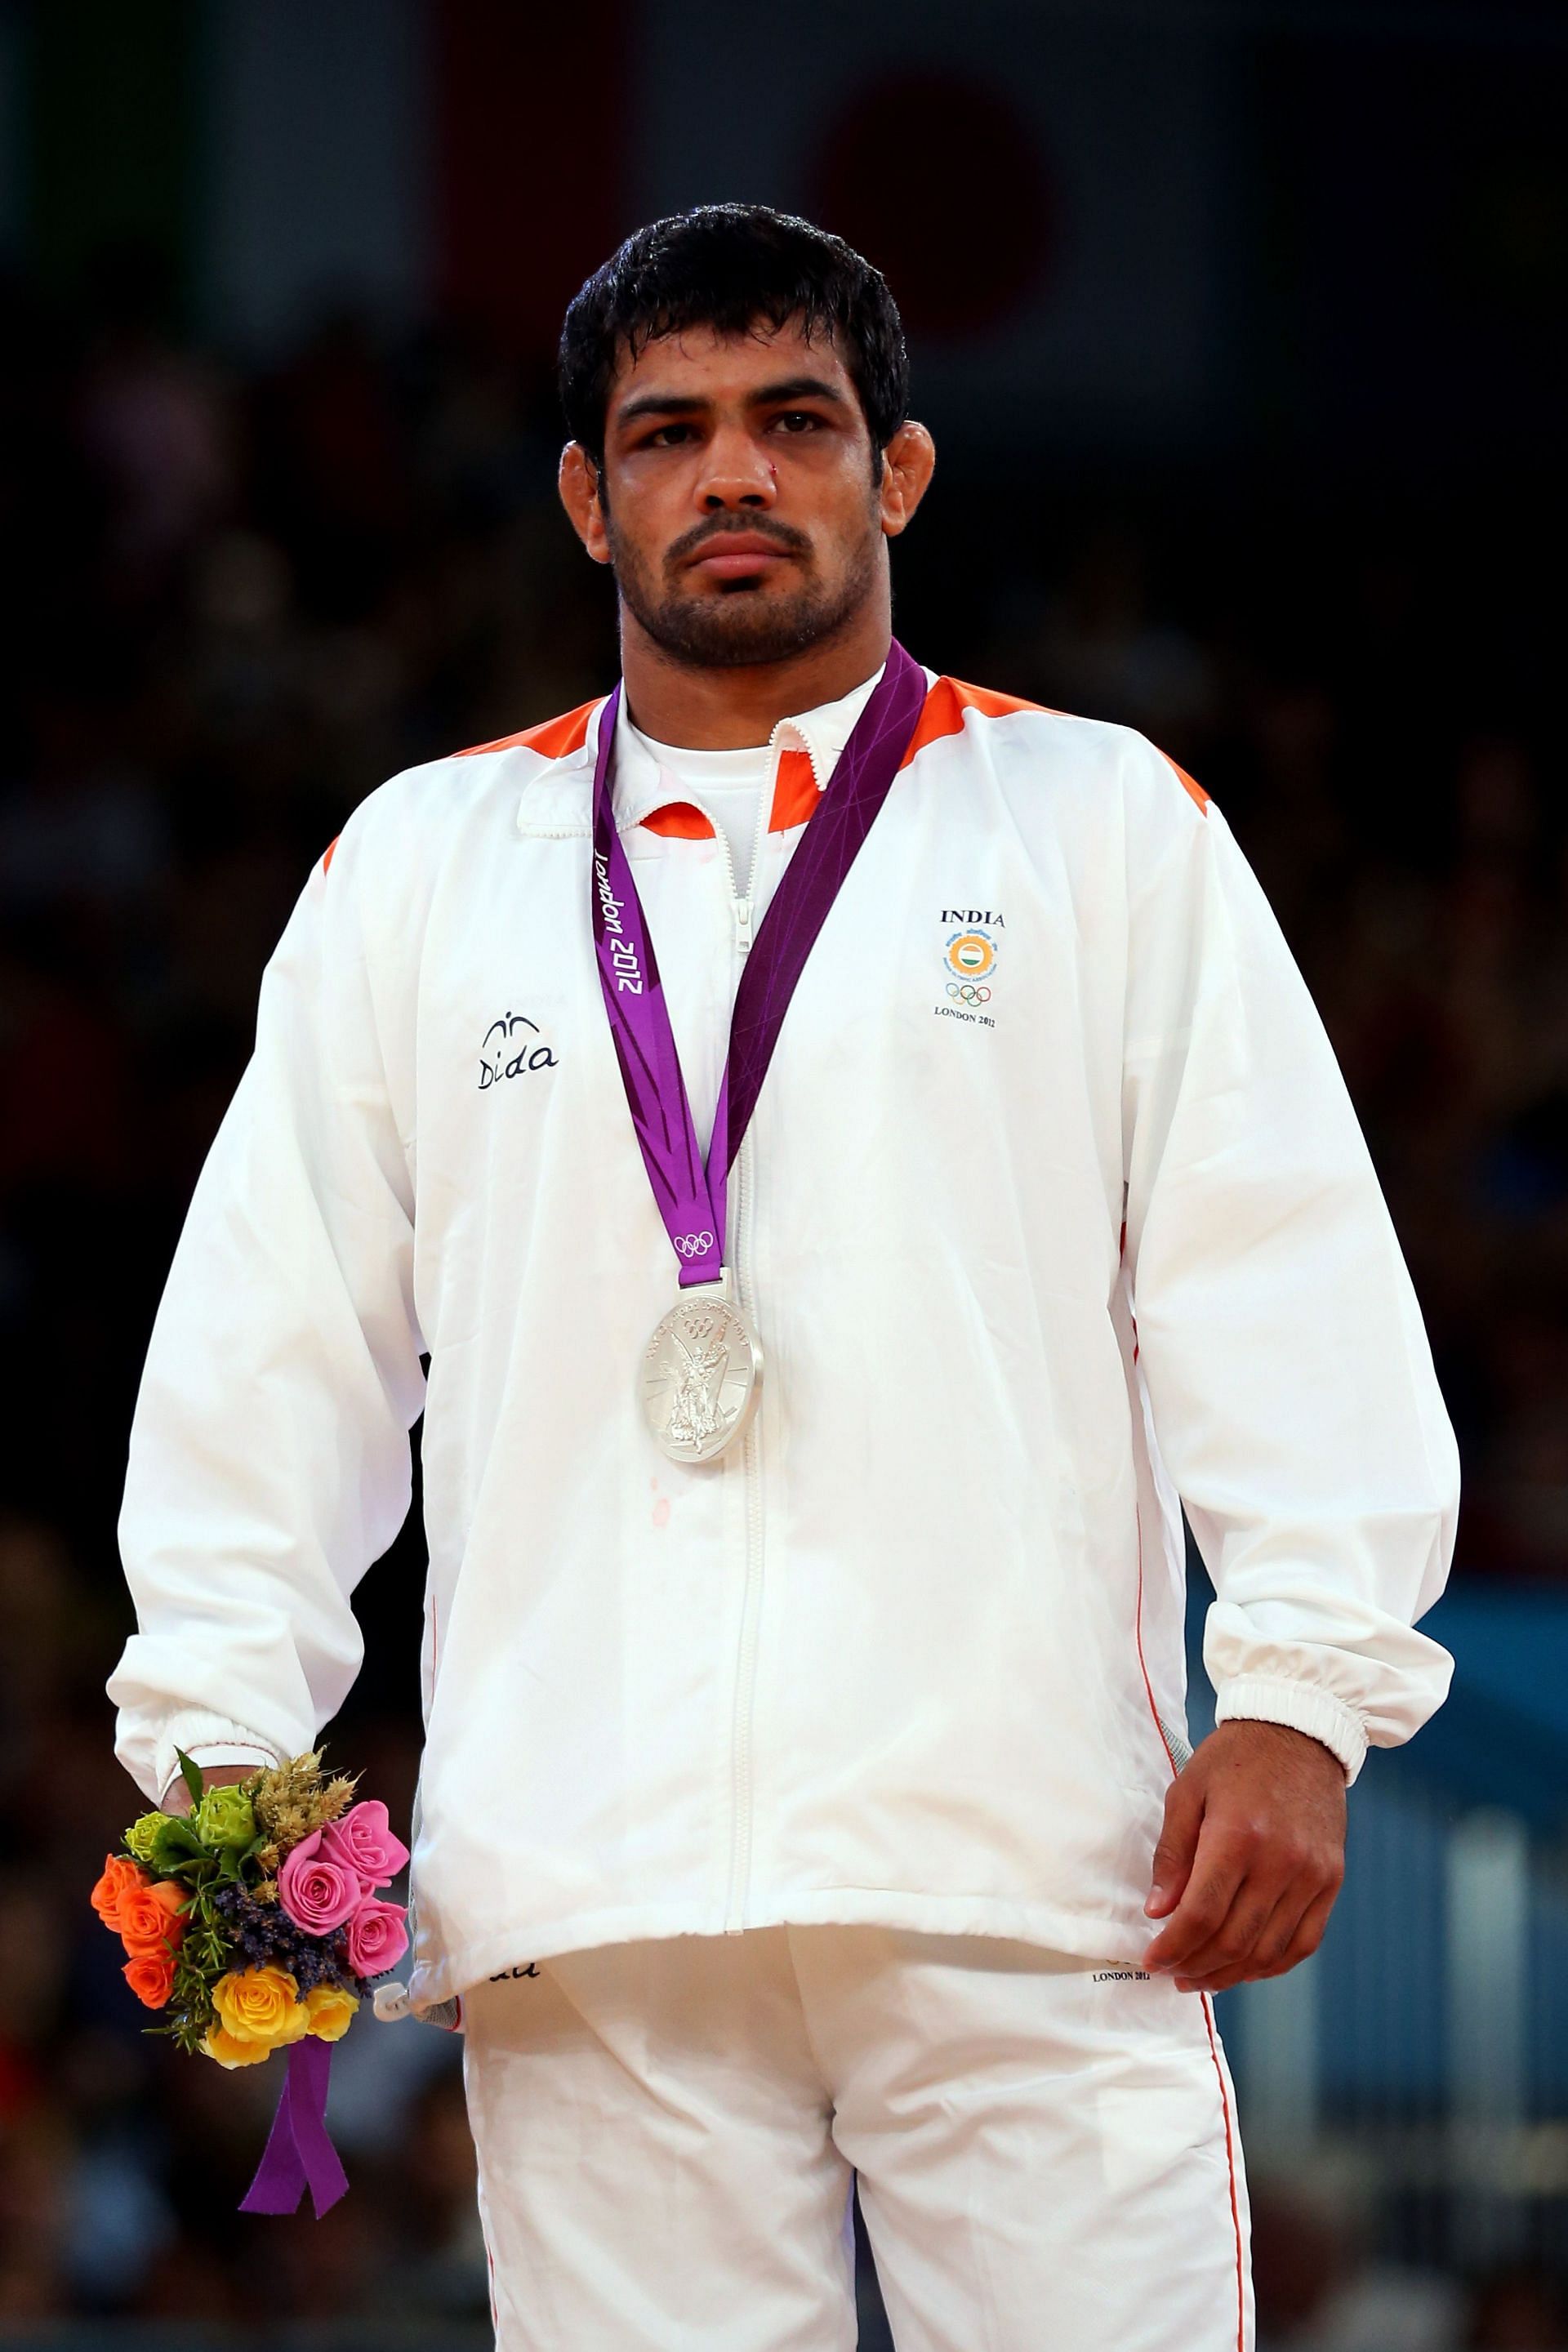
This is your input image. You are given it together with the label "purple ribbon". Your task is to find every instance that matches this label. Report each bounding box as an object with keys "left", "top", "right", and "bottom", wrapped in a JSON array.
[
  {"left": 590, "top": 639, "right": 929, "bottom": 1288},
  {"left": 238, "top": 2036, "right": 349, "bottom": 2217}
]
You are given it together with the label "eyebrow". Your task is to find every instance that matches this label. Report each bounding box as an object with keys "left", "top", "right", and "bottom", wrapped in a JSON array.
[{"left": 613, "top": 375, "right": 851, "bottom": 432}]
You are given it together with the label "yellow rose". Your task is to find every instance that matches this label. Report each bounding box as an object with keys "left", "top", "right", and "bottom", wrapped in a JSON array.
[
  {"left": 202, "top": 2021, "right": 276, "bottom": 2069},
  {"left": 211, "top": 1965, "right": 310, "bottom": 2052},
  {"left": 304, "top": 1983, "right": 359, "bottom": 2043}
]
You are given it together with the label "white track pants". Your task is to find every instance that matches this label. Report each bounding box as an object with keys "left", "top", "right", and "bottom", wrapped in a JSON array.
[{"left": 460, "top": 1925, "right": 1253, "bottom": 2352}]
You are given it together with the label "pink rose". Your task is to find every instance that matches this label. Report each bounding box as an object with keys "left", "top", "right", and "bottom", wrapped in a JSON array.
[
  {"left": 345, "top": 1895, "right": 408, "bottom": 1980},
  {"left": 319, "top": 1800, "right": 409, "bottom": 1892},
  {"left": 277, "top": 1829, "right": 361, "bottom": 1936}
]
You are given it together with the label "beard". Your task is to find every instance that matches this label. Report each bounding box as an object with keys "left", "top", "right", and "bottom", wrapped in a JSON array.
[{"left": 605, "top": 511, "right": 882, "bottom": 670}]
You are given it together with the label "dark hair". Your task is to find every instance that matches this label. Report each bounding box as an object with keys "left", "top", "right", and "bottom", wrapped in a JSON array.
[{"left": 558, "top": 205, "right": 908, "bottom": 474}]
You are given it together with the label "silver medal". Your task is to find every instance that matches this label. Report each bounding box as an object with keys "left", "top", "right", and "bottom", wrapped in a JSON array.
[{"left": 639, "top": 1280, "right": 763, "bottom": 1464}]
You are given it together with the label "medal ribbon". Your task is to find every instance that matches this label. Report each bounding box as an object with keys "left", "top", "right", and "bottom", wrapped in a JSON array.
[{"left": 590, "top": 639, "right": 928, "bottom": 1287}]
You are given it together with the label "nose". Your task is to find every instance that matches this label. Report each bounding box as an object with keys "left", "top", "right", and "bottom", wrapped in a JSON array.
[{"left": 697, "top": 425, "right": 777, "bottom": 512}]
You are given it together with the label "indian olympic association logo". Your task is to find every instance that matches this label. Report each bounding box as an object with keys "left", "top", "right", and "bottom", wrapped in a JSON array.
[
  {"left": 479, "top": 1011, "right": 559, "bottom": 1090},
  {"left": 937, "top": 909, "right": 1002, "bottom": 1026}
]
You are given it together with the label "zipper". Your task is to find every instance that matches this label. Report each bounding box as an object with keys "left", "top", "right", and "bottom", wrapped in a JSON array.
[
  {"left": 681, "top": 770, "right": 771, "bottom": 1935},
  {"left": 723, "top": 1121, "right": 764, "bottom": 1931}
]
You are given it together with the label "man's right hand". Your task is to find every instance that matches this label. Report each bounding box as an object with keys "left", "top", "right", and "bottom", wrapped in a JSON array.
[{"left": 163, "top": 1762, "right": 258, "bottom": 1817}]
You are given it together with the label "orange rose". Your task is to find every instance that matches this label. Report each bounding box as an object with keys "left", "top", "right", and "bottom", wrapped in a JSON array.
[
  {"left": 118, "top": 1878, "right": 189, "bottom": 1958},
  {"left": 90, "top": 1854, "right": 147, "bottom": 1933},
  {"left": 122, "top": 1949, "right": 176, "bottom": 2009}
]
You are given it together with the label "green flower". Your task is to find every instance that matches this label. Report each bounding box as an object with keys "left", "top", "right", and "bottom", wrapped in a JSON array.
[
  {"left": 124, "top": 1811, "right": 173, "bottom": 1865},
  {"left": 194, "top": 1784, "right": 256, "bottom": 1852}
]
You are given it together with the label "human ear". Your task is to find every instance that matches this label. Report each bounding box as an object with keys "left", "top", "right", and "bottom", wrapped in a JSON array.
[
  {"left": 559, "top": 442, "right": 612, "bottom": 565},
  {"left": 879, "top": 421, "right": 936, "bottom": 538}
]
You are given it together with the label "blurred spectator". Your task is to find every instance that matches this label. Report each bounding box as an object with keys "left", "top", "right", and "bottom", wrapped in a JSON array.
[
  {"left": 1000, "top": 522, "right": 1218, "bottom": 752},
  {"left": 379, "top": 2073, "right": 490, "bottom": 2323},
  {"left": 1251, "top": 2178, "right": 1464, "bottom": 2350},
  {"left": 74, "top": 242, "right": 238, "bottom": 601},
  {"left": 1467, "top": 2264, "right": 1568, "bottom": 2349}
]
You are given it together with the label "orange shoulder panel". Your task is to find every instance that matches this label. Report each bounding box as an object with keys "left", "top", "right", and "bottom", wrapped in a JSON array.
[
  {"left": 321, "top": 835, "right": 339, "bottom": 874},
  {"left": 1160, "top": 751, "right": 1210, "bottom": 813},
  {"left": 898, "top": 675, "right": 1056, "bottom": 769},
  {"left": 453, "top": 697, "right": 599, "bottom": 761}
]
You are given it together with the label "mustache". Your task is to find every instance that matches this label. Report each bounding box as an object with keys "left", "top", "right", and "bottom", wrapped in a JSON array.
[{"left": 665, "top": 515, "right": 812, "bottom": 566}]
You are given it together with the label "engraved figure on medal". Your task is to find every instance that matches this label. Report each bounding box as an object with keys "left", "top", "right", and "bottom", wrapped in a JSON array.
[{"left": 640, "top": 1290, "right": 762, "bottom": 1463}]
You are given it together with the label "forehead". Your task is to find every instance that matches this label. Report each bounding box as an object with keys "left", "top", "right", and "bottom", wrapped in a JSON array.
[{"left": 608, "top": 316, "right": 858, "bottom": 415}]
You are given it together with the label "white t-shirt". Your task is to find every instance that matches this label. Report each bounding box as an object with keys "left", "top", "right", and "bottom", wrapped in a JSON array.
[
  {"left": 624, "top": 730, "right": 772, "bottom": 890},
  {"left": 625, "top": 667, "right": 884, "bottom": 905}
]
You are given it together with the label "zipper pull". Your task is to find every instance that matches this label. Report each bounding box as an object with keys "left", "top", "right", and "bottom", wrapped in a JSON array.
[{"left": 733, "top": 896, "right": 754, "bottom": 956}]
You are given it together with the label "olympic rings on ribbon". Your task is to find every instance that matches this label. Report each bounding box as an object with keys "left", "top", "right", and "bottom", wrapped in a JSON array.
[
  {"left": 945, "top": 982, "right": 991, "bottom": 1005},
  {"left": 674, "top": 1231, "right": 716, "bottom": 1258}
]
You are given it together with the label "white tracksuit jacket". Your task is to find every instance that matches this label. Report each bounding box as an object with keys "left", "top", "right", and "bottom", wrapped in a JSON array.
[{"left": 107, "top": 666, "right": 1459, "bottom": 2011}]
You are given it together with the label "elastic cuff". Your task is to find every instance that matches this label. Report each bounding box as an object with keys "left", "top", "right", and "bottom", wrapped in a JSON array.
[
  {"left": 154, "top": 1713, "right": 284, "bottom": 1808},
  {"left": 1213, "top": 1676, "right": 1368, "bottom": 1784}
]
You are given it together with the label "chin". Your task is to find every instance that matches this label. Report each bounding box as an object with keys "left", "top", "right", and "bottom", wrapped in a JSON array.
[{"left": 644, "top": 586, "right": 851, "bottom": 670}]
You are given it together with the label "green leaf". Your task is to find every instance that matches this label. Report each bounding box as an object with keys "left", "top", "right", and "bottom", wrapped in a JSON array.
[
  {"left": 148, "top": 1817, "right": 208, "bottom": 1875},
  {"left": 176, "top": 1748, "right": 205, "bottom": 1809}
]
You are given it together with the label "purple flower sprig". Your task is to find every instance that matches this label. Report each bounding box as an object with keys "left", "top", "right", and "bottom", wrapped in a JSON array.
[{"left": 212, "top": 1883, "right": 365, "bottom": 1997}]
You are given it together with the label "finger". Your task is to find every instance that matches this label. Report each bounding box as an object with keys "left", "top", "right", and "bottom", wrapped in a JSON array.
[
  {"left": 1177, "top": 1878, "right": 1339, "bottom": 1993},
  {"left": 1165, "top": 1872, "right": 1288, "bottom": 1984},
  {"left": 1173, "top": 1882, "right": 1307, "bottom": 1993},
  {"left": 1174, "top": 1857, "right": 1316, "bottom": 1984},
  {"left": 1145, "top": 1773, "right": 1205, "bottom": 1920},
  {"left": 1269, "top": 1883, "right": 1339, "bottom": 1974},
  {"left": 1143, "top": 1837, "right": 1249, "bottom": 1973}
]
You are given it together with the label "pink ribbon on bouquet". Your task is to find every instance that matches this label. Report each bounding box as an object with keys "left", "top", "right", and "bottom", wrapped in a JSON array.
[{"left": 239, "top": 2036, "right": 349, "bottom": 2216}]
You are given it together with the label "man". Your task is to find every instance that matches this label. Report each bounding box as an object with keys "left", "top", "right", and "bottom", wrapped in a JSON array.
[{"left": 109, "top": 207, "right": 1458, "bottom": 2350}]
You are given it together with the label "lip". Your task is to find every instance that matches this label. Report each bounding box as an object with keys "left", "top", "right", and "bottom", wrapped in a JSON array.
[{"left": 686, "top": 537, "right": 795, "bottom": 576}]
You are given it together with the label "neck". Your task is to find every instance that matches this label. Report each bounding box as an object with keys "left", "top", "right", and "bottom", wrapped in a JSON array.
[{"left": 618, "top": 596, "right": 892, "bottom": 749}]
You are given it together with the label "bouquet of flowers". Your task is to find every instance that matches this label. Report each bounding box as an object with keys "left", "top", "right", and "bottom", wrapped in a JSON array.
[{"left": 91, "top": 1748, "right": 410, "bottom": 2215}]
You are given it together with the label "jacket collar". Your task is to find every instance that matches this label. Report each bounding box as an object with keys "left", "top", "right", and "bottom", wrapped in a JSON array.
[{"left": 515, "top": 664, "right": 887, "bottom": 838}]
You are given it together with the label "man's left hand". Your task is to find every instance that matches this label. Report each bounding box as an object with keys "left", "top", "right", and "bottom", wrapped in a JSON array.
[{"left": 1141, "top": 1720, "right": 1347, "bottom": 1994}]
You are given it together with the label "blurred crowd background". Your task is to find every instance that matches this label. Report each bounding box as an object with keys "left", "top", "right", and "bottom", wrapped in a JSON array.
[{"left": 2, "top": 0, "right": 1567, "bottom": 2345}]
